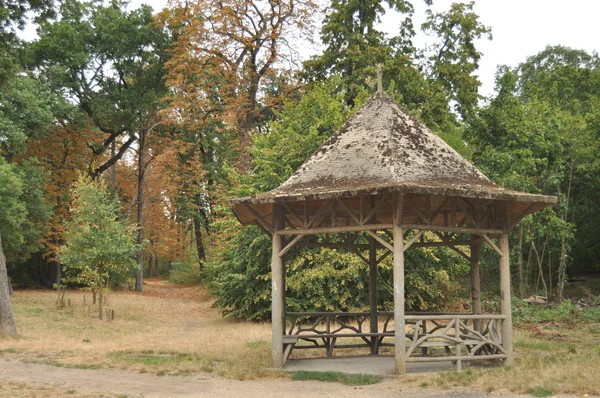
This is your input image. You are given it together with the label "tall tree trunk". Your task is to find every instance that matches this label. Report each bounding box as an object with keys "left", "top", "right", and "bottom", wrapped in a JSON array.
[
  {"left": 110, "top": 140, "right": 116, "bottom": 188},
  {"left": 135, "top": 131, "right": 146, "bottom": 293},
  {"left": 0, "top": 236, "right": 17, "bottom": 336},
  {"left": 98, "top": 265, "right": 104, "bottom": 320},
  {"left": 147, "top": 253, "right": 153, "bottom": 278},
  {"left": 557, "top": 162, "right": 574, "bottom": 299},
  {"left": 532, "top": 234, "right": 549, "bottom": 298},
  {"left": 193, "top": 217, "right": 205, "bottom": 271}
]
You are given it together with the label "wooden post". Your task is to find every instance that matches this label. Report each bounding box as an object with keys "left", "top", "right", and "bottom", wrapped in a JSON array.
[
  {"left": 470, "top": 235, "right": 483, "bottom": 332},
  {"left": 499, "top": 233, "right": 514, "bottom": 366},
  {"left": 393, "top": 195, "right": 406, "bottom": 374},
  {"left": 271, "top": 204, "right": 285, "bottom": 369},
  {"left": 369, "top": 197, "right": 378, "bottom": 355}
]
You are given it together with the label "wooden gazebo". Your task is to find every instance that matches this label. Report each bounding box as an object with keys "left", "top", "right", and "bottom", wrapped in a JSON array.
[{"left": 230, "top": 90, "right": 556, "bottom": 374}]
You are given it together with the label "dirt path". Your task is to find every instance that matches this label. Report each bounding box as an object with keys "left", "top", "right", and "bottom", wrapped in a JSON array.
[{"left": 0, "top": 358, "right": 554, "bottom": 398}]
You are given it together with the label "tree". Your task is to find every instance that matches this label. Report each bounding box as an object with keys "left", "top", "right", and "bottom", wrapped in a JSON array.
[
  {"left": 465, "top": 46, "right": 600, "bottom": 298},
  {"left": 160, "top": 0, "right": 318, "bottom": 173},
  {"left": 303, "top": 1, "right": 490, "bottom": 132},
  {"left": 29, "top": 0, "right": 172, "bottom": 291},
  {"left": 421, "top": 1, "right": 491, "bottom": 118},
  {"left": 0, "top": 158, "right": 28, "bottom": 336},
  {"left": 28, "top": 0, "right": 171, "bottom": 178},
  {"left": 0, "top": 234, "right": 16, "bottom": 336},
  {"left": 59, "top": 176, "right": 138, "bottom": 319},
  {"left": 303, "top": 0, "right": 424, "bottom": 107}
]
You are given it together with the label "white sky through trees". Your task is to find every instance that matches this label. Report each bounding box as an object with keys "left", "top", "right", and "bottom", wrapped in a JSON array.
[{"left": 23, "top": 0, "right": 600, "bottom": 98}]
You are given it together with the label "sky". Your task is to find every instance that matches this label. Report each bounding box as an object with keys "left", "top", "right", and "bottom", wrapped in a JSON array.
[
  {"left": 30, "top": 0, "right": 600, "bottom": 98},
  {"left": 384, "top": 0, "right": 600, "bottom": 97}
]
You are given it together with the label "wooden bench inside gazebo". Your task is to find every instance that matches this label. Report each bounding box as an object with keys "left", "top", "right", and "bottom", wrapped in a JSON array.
[{"left": 230, "top": 84, "right": 556, "bottom": 374}]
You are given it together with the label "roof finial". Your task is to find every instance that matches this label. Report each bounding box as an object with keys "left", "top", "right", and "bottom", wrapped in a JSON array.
[{"left": 376, "top": 64, "right": 383, "bottom": 94}]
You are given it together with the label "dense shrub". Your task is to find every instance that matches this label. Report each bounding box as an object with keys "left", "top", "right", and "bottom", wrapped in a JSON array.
[
  {"left": 168, "top": 261, "right": 203, "bottom": 285},
  {"left": 208, "top": 226, "right": 465, "bottom": 321}
]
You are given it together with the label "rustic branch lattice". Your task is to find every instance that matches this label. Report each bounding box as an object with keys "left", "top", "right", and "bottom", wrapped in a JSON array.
[{"left": 283, "top": 312, "right": 507, "bottom": 369}]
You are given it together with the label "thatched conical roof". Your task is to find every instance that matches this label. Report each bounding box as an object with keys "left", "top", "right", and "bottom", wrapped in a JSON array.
[{"left": 231, "top": 92, "right": 555, "bottom": 228}]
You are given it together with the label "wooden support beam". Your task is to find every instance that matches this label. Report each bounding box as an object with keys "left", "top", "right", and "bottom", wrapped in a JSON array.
[
  {"left": 401, "top": 224, "right": 504, "bottom": 236},
  {"left": 307, "top": 200, "right": 333, "bottom": 229},
  {"left": 271, "top": 205, "right": 284, "bottom": 369},
  {"left": 403, "top": 230, "right": 424, "bottom": 251},
  {"left": 297, "top": 240, "right": 472, "bottom": 251},
  {"left": 331, "top": 200, "right": 337, "bottom": 227},
  {"left": 430, "top": 197, "right": 450, "bottom": 224},
  {"left": 482, "top": 234, "right": 503, "bottom": 257},
  {"left": 352, "top": 248, "right": 369, "bottom": 265},
  {"left": 280, "top": 202, "right": 304, "bottom": 229},
  {"left": 278, "top": 234, "right": 305, "bottom": 258},
  {"left": 499, "top": 233, "right": 514, "bottom": 366},
  {"left": 456, "top": 198, "right": 478, "bottom": 227},
  {"left": 303, "top": 200, "right": 309, "bottom": 228},
  {"left": 407, "top": 196, "right": 430, "bottom": 224},
  {"left": 277, "top": 223, "right": 394, "bottom": 236},
  {"left": 360, "top": 196, "right": 366, "bottom": 224},
  {"left": 393, "top": 222, "right": 406, "bottom": 374},
  {"left": 376, "top": 250, "right": 391, "bottom": 265},
  {"left": 369, "top": 199, "right": 378, "bottom": 355},
  {"left": 394, "top": 194, "right": 404, "bottom": 225},
  {"left": 336, "top": 198, "right": 361, "bottom": 225},
  {"left": 507, "top": 203, "right": 535, "bottom": 231},
  {"left": 247, "top": 206, "right": 274, "bottom": 234},
  {"left": 449, "top": 246, "right": 471, "bottom": 262},
  {"left": 364, "top": 194, "right": 388, "bottom": 224},
  {"left": 366, "top": 230, "right": 393, "bottom": 252},
  {"left": 471, "top": 235, "right": 483, "bottom": 332}
]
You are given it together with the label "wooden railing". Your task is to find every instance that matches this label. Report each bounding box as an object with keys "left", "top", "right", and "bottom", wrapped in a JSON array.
[{"left": 283, "top": 312, "right": 507, "bottom": 369}]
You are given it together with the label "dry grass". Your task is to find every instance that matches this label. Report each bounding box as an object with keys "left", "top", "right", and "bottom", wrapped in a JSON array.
[
  {"left": 3, "top": 280, "right": 273, "bottom": 380},
  {"left": 3, "top": 280, "right": 600, "bottom": 395},
  {"left": 0, "top": 379, "right": 98, "bottom": 398},
  {"left": 411, "top": 323, "right": 600, "bottom": 395}
]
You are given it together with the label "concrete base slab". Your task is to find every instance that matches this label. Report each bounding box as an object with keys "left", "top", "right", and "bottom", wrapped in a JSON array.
[{"left": 284, "top": 356, "right": 455, "bottom": 376}]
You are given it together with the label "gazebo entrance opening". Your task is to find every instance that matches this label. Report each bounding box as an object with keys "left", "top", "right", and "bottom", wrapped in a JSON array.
[{"left": 230, "top": 91, "right": 556, "bottom": 374}]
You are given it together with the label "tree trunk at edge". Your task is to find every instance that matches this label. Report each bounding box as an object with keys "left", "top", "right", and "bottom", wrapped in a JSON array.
[
  {"left": 193, "top": 217, "right": 205, "bottom": 272},
  {"left": 135, "top": 131, "right": 146, "bottom": 293},
  {"left": 0, "top": 236, "right": 17, "bottom": 336}
]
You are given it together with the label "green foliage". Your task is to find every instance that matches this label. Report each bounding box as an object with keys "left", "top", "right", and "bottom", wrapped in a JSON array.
[
  {"left": 291, "top": 370, "right": 381, "bottom": 386},
  {"left": 466, "top": 45, "right": 600, "bottom": 297},
  {"left": 0, "top": 157, "right": 26, "bottom": 249},
  {"left": 303, "top": 0, "right": 421, "bottom": 106},
  {"left": 0, "top": 157, "right": 50, "bottom": 265},
  {"left": 421, "top": 1, "right": 491, "bottom": 118},
  {"left": 28, "top": 0, "right": 171, "bottom": 176},
  {"left": 168, "top": 261, "right": 202, "bottom": 285},
  {"left": 210, "top": 226, "right": 462, "bottom": 320},
  {"left": 511, "top": 297, "right": 600, "bottom": 325},
  {"left": 59, "top": 175, "right": 139, "bottom": 289},
  {"left": 0, "top": 75, "right": 67, "bottom": 156},
  {"left": 251, "top": 78, "right": 356, "bottom": 193}
]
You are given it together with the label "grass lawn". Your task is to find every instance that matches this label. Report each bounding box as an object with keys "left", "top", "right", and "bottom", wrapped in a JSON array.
[{"left": 1, "top": 279, "right": 599, "bottom": 395}]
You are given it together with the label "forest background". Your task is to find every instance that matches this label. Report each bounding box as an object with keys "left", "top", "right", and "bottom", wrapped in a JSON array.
[{"left": 1, "top": 0, "right": 600, "bottom": 326}]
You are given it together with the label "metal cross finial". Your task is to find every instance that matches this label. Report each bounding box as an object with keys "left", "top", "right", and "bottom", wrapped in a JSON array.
[{"left": 376, "top": 64, "right": 383, "bottom": 93}]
